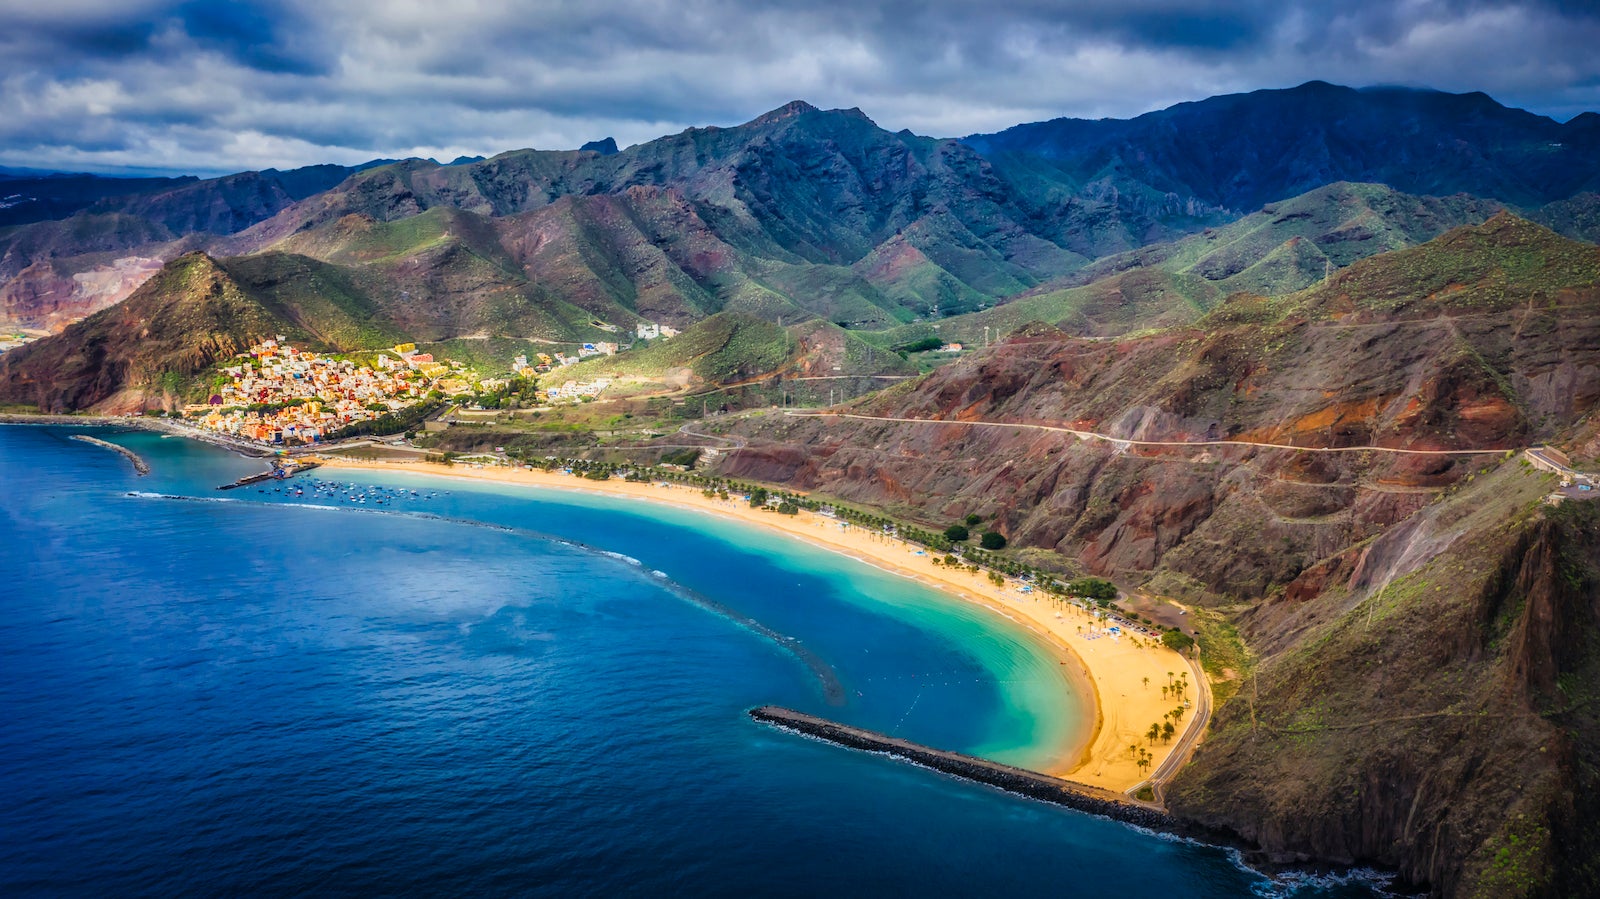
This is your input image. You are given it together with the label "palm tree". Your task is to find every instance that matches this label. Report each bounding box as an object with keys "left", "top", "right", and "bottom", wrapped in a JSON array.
[
  {"left": 1162, "top": 721, "right": 1175, "bottom": 743},
  {"left": 1147, "top": 723, "right": 1161, "bottom": 745}
]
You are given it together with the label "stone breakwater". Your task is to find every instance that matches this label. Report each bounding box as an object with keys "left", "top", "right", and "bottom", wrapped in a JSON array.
[
  {"left": 69, "top": 434, "right": 150, "bottom": 475},
  {"left": 746, "top": 708, "right": 1388, "bottom": 886},
  {"left": 748, "top": 706, "right": 1175, "bottom": 831}
]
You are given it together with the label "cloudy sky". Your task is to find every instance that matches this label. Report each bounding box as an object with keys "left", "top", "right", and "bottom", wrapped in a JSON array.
[{"left": 3, "top": 0, "right": 1599, "bottom": 176}]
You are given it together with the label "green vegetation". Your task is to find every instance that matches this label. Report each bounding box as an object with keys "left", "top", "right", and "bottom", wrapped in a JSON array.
[
  {"left": 418, "top": 338, "right": 551, "bottom": 376},
  {"left": 895, "top": 336, "right": 944, "bottom": 354},
  {"left": 1066, "top": 577, "right": 1118, "bottom": 602},
  {"left": 219, "top": 253, "right": 405, "bottom": 351},
  {"left": 943, "top": 524, "right": 969, "bottom": 542},
  {"left": 561, "top": 313, "right": 791, "bottom": 385},
  {"left": 979, "top": 531, "right": 1007, "bottom": 550},
  {"left": 659, "top": 447, "right": 702, "bottom": 469},
  {"left": 323, "top": 399, "right": 444, "bottom": 441}
]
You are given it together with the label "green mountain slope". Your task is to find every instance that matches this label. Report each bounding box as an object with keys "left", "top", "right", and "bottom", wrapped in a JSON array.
[
  {"left": 873, "top": 183, "right": 1506, "bottom": 345},
  {"left": 0, "top": 252, "right": 406, "bottom": 412}
]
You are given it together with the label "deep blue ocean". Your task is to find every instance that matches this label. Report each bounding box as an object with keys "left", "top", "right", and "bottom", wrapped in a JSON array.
[{"left": 0, "top": 425, "right": 1383, "bottom": 896}]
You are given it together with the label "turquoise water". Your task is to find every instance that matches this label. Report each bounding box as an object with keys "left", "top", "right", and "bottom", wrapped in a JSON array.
[{"left": 0, "top": 425, "right": 1379, "bottom": 896}]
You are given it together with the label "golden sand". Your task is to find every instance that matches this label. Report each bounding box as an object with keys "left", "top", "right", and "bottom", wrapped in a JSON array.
[{"left": 313, "top": 456, "right": 1197, "bottom": 793}]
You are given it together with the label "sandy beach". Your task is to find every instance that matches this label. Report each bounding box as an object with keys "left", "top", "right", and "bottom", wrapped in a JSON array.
[{"left": 312, "top": 456, "right": 1198, "bottom": 794}]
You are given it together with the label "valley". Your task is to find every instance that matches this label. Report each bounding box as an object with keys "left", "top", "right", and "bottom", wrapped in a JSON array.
[{"left": 2, "top": 82, "right": 1598, "bottom": 898}]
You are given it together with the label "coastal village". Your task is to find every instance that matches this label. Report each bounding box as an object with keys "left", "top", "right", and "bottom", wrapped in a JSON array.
[
  {"left": 184, "top": 339, "right": 481, "bottom": 444},
  {"left": 177, "top": 322, "right": 689, "bottom": 442}
]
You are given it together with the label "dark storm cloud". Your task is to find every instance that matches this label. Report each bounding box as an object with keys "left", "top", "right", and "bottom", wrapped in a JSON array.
[
  {"left": 175, "top": 1, "right": 333, "bottom": 76},
  {"left": 0, "top": 0, "right": 1597, "bottom": 174}
]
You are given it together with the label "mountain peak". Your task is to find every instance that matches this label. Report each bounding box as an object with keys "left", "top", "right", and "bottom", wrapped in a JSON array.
[
  {"left": 748, "top": 100, "right": 819, "bottom": 126},
  {"left": 580, "top": 137, "right": 619, "bottom": 155}
]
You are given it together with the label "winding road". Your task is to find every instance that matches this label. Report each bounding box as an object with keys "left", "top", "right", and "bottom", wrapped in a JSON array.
[{"left": 785, "top": 410, "right": 1518, "bottom": 457}]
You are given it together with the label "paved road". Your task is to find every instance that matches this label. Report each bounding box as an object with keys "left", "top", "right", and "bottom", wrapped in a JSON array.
[
  {"left": 787, "top": 410, "right": 1517, "bottom": 457},
  {"left": 678, "top": 422, "right": 747, "bottom": 448},
  {"left": 1144, "top": 651, "right": 1212, "bottom": 805}
]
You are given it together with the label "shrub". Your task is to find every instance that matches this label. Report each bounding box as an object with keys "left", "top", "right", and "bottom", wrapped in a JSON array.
[
  {"left": 944, "top": 524, "right": 970, "bottom": 542},
  {"left": 895, "top": 337, "right": 943, "bottom": 353},
  {"left": 660, "top": 447, "right": 702, "bottom": 469},
  {"left": 979, "top": 531, "right": 1007, "bottom": 550},
  {"left": 1066, "top": 577, "right": 1118, "bottom": 601}
]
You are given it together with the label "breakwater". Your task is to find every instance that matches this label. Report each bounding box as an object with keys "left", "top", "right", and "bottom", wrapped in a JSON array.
[
  {"left": 69, "top": 434, "right": 150, "bottom": 475},
  {"left": 749, "top": 706, "right": 1174, "bottom": 830},
  {"left": 219, "top": 460, "right": 321, "bottom": 490}
]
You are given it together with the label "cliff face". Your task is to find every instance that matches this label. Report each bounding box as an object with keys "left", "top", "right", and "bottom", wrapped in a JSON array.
[{"left": 1168, "top": 480, "right": 1600, "bottom": 898}]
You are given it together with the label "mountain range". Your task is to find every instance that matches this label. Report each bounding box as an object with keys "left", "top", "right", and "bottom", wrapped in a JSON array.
[
  {"left": 3, "top": 81, "right": 1600, "bottom": 897},
  {"left": 5, "top": 81, "right": 1599, "bottom": 346}
]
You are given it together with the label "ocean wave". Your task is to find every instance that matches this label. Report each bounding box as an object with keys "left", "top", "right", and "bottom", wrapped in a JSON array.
[
  {"left": 126, "top": 491, "right": 238, "bottom": 504},
  {"left": 1249, "top": 866, "right": 1401, "bottom": 898}
]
